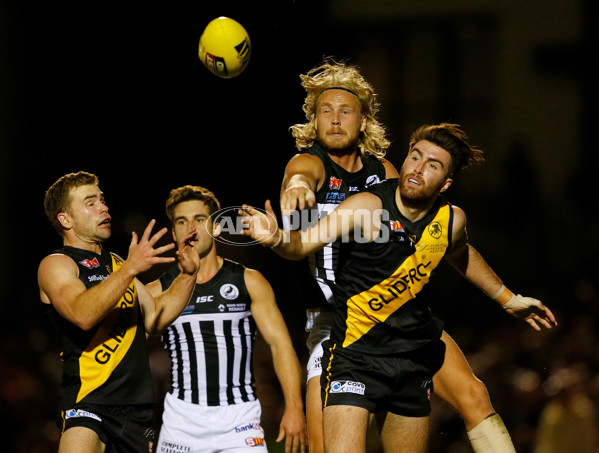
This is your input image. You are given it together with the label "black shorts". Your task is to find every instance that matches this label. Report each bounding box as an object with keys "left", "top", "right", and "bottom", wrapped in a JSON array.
[
  {"left": 57, "top": 403, "right": 155, "bottom": 452},
  {"left": 321, "top": 339, "right": 445, "bottom": 417}
]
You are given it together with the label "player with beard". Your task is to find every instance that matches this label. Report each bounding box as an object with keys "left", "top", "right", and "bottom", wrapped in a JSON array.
[{"left": 242, "top": 122, "right": 557, "bottom": 453}]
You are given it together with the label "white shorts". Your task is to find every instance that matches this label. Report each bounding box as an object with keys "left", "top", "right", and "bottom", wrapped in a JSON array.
[
  {"left": 305, "top": 310, "right": 332, "bottom": 383},
  {"left": 157, "top": 392, "right": 267, "bottom": 453}
]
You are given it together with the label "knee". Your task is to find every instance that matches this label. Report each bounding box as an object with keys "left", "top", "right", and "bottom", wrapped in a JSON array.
[
  {"left": 462, "top": 376, "right": 492, "bottom": 408},
  {"left": 455, "top": 376, "right": 495, "bottom": 425}
]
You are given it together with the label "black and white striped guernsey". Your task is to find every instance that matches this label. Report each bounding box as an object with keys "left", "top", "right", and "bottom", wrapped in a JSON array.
[
  {"left": 159, "top": 259, "right": 257, "bottom": 406},
  {"left": 303, "top": 143, "right": 387, "bottom": 309}
]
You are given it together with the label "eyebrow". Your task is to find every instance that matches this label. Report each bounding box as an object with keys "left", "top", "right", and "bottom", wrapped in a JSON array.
[
  {"left": 410, "top": 148, "right": 445, "bottom": 168},
  {"left": 174, "top": 213, "right": 208, "bottom": 222}
]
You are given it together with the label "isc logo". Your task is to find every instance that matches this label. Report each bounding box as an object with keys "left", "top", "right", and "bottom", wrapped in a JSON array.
[{"left": 196, "top": 295, "right": 214, "bottom": 303}]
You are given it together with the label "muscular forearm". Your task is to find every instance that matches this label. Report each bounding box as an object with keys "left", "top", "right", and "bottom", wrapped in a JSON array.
[
  {"left": 271, "top": 345, "right": 304, "bottom": 410},
  {"left": 449, "top": 244, "right": 504, "bottom": 298},
  {"left": 146, "top": 271, "right": 197, "bottom": 334},
  {"left": 69, "top": 263, "right": 139, "bottom": 330}
]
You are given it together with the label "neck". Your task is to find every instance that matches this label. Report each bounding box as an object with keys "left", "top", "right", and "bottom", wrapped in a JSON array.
[
  {"left": 196, "top": 249, "right": 223, "bottom": 284},
  {"left": 327, "top": 148, "right": 363, "bottom": 172},
  {"left": 394, "top": 187, "right": 437, "bottom": 222},
  {"left": 63, "top": 236, "right": 103, "bottom": 255}
]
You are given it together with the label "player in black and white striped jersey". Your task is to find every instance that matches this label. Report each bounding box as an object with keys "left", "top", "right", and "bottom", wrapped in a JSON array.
[{"left": 146, "top": 185, "right": 307, "bottom": 453}]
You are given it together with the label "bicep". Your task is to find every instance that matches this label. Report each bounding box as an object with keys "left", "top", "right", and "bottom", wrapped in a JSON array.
[
  {"left": 282, "top": 154, "right": 324, "bottom": 192},
  {"left": 245, "top": 269, "right": 292, "bottom": 347},
  {"left": 38, "top": 255, "right": 87, "bottom": 318}
]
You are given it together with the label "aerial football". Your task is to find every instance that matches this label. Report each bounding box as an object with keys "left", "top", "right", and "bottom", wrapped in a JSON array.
[{"left": 198, "top": 17, "right": 251, "bottom": 78}]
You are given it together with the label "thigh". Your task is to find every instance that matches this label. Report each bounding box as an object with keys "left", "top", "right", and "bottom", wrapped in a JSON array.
[
  {"left": 323, "top": 405, "right": 369, "bottom": 453},
  {"left": 379, "top": 412, "right": 429, "bottom": 453},
  {"left": 59, "top": 426, "right": 106, "bottom": 453},
  {"left": 433, "top": 331, "right": 492, "bottom": 418}
]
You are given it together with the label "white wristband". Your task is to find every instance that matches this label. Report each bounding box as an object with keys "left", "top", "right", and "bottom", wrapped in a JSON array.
[{"left": 502, "top": 294, "right": 541, "bottom": 310}]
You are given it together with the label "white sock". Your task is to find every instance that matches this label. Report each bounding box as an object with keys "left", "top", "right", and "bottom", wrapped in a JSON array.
[{"left": 467, "top": 413, "right": 516, "bottom": 453}]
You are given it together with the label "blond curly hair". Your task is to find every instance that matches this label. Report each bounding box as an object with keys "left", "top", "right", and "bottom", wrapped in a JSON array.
[{"left": 289, "top": 58, "right": 390, "bottom": 158}]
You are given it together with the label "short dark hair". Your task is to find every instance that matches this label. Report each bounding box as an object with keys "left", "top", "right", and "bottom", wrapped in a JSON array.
[
  {"left": 44, "top": 171, "right": 99, "bottom": 236},
  {"left": 165, "top": 185, "right": 221, "bottom": 224},
  {"left": 409, "top": 123, "right": 485, "bottom": 176}
]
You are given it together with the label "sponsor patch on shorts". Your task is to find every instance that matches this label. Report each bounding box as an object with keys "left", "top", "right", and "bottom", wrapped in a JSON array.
[
  {"left": 64, "top": 408, "right": 102, "bottom": 422},
  {"left": 159, "top": 440, "right": 192, "bottom": 453},
  {"left": 329, "top": 380, "right": 366, "bottom": 395}
]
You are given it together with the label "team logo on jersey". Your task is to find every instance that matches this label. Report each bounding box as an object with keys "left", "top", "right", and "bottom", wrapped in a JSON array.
[
  {"left": 79, "top": 257, "right": 100, "bottom": 269},
  {"left": 428, "top": 222, "right": 442, "bottom": 239},
  {"left": 329, "top": 380, "right": 365, "bottom": 395},
  {"left": 365, "top": 175, "right": 381, "bottom": 187},
  {"left": 329, "top": 176, "right": 342, "bottom": 190},
  {"left": 220, "top": 284, "right": 239, "bottom": 300}
]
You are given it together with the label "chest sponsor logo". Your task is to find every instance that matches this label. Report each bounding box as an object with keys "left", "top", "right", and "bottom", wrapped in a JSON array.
[
  {"left": 368, "top": 261, "right": 432, "bottom": 311},
  {"left": 88, "top": 274, "right": 108, "bottom": 283},
  {"left": 325, "top": 191, "right": 345, "bottom": 203},
  {"left": 330, "top": 380, "right": 365, "bottom": 395},
  {"left": 349, "top": 185, "right": 359, "bottom": 192},
  {"left": 220, "top": 284, "right": 239, "bottom": 300},
  {"left": 196, "top": 295, "right": 214, "bottom": 303},
  {"left": 79, "top": 257, "right": 100, "bottom": 269},
  {"left": 329, "top": 176, "right": 342, "bottom": 190}
]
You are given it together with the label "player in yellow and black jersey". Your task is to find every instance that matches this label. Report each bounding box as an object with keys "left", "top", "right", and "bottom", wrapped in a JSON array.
[
  {"left": 38, "top": 171, "right": 200, "bottom": 453},
  {"left": 240, "top": 123, "right": 557, "bottom": 453}
]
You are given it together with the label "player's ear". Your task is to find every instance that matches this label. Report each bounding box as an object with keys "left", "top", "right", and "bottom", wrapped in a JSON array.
[
  {"left": 360, "top": 115, "right": 367, "bottom": 132},
  {"left": 57, "top": 212, "right": 72, "bottom": 230},
  {"left": 211, "top": 221, "right": 221, "bottom": 239},
  {"left": 440, "top": 177, "right": 453, "bottom": 193}
]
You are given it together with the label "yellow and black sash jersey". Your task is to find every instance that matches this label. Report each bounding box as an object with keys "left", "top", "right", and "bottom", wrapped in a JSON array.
[
  {"left": 47, "top": 246, "right": 154, "bottom": 407},
  {"left": 329, "top": 179, "right": 450, "bottom": 355},
  {"left": 301, "top": 143, "right": 387, "bottom": 310}
]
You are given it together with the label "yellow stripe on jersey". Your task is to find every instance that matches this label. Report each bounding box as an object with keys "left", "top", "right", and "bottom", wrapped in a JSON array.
[
  {"left": 343, "top": 205, "right": 451, "bottom": 348},
  {"left": 76, "top": 254, "right": 139, "bottom": 403}
]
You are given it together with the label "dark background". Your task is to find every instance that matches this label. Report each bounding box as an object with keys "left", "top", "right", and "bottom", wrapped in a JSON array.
[{"left": 2, "top": 0, "right": 599, "bottom": 452}]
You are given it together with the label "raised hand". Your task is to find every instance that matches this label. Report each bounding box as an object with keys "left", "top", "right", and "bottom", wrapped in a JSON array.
[
  {"left": 125, "top": 219, "right": 175, "bottom": 275},
  {"left": 176, "top": 230, "right": 200, "bottom": 276},
  {"left": 238, "top": 200, "right": 282, "bottom": 248}
]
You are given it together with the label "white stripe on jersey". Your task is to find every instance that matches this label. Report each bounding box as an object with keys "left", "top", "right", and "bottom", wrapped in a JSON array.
[{"left": 163, "top": 311, "right": 256, "bottom": 406}]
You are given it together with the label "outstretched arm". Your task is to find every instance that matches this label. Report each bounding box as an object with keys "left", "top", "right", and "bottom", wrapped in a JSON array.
[
  {"left": 239, "top": 192, "right": 384, "bottom": 260},
  {"left": 38, "top": 219, "right": 176, "bottom": 331},
  {"left": 141, "top": 230, "right": 200, "bottom": 334},
  {"left": 246, "top": 268, "right": 307, "bottom": 453},
  {"left": 445, "top": 207, "right": 557, "bottom": 330}
]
